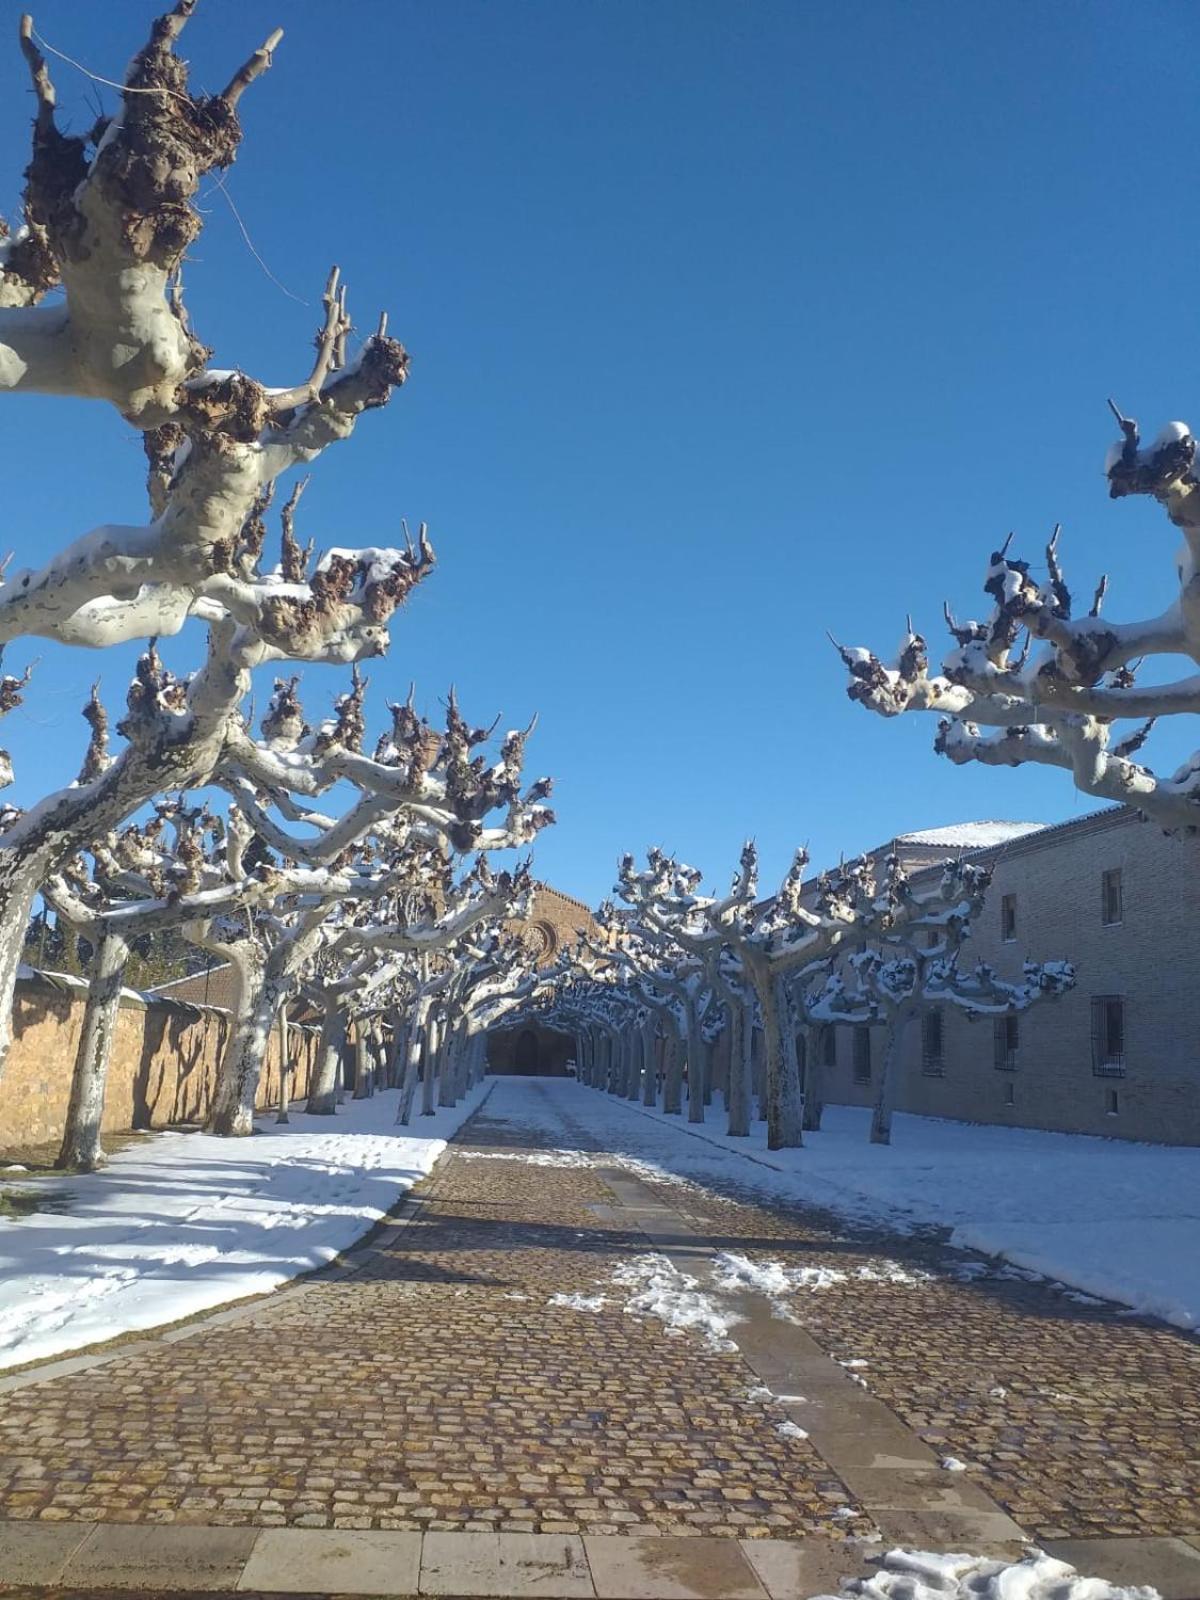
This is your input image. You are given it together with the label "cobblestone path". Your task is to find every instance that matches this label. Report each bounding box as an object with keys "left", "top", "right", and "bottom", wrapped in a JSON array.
[{"left": 0, "top": 1077, "right": 1196, "bottom": 1548}]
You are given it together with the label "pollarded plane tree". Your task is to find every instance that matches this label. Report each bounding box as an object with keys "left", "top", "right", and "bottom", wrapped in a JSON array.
[
  {"left": 615, "top": 843, "right": 899, "bottom": 1148},
  {"left": 802, "top": 854, "right": 1074, "bottom": 1145},
  {"left": 190, "top": 677, "right": 553, "bottom": 1133},
  {"left": 43, "top": 795, "right": 403, "bottom": 1165},
  {"left": 582, "top": 909, "right": 717, "bottom": 1118},
  {"left": 837, "top": 411, "right": 1200, "bottom": 832},
  {"left": 0, "top": 5, "right": 431, "bottom": 1075},
  {"left": 302, "top": 856, "right": 537, "bottom": 1120}
]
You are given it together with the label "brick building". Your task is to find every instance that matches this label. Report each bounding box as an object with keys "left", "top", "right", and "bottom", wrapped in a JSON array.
[
  {"left": 486, "top": 883, "right": 597, "bottom": 1076},
  {"left": 817, "top": 806, "right": 1200, "bottom": 1145}
]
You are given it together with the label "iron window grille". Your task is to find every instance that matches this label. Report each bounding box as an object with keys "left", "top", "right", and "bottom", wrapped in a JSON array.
[
  {"left": 853, "top": 1027, "right": 871, "bottom": 1083},
  {"left": 993, "top": 1013, "right": 1019, "bottom": 1072},
  {"left": 1101, "top": 868, "right": 1123, "bottom": 926},
  {"left": 1091, "top": 995, "right": 1126, "bottom": 1076},
  {"left": 921, "top": 1008, "right": 945, "bottom": 1076}
]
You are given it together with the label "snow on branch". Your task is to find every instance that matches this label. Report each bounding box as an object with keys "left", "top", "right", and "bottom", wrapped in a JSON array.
[{"left": 840, "top": 409, "right": 1200, "bottom": 834}]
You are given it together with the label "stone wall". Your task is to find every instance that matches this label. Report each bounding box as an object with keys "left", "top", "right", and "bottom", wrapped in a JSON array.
[
  {"left": 818, "top": 807, "right": 1200, "bottom": 1146},
  {"left": 0, "top": 972, "right": 319, "bottom": 1154}
]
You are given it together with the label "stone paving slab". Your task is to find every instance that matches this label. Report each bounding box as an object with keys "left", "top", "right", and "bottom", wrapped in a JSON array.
[
  {"left": 581, "top": 1535, "right": 767, "bottom": 1599},
  {"left": 419, "top": 1531, "right": 593, "bottom": 1596},
  {"left": 58, "top": 1524, "right": 258, "bottom": 1590},
  {"left": 236, "top": 1528, "right": 421, "bottom": 1594},
  {"left": 5, "top": 1528, "right": 1200, "bottom": 1596},
  {"left": 738, "top": 1538, "right": 884, "bottom": 1600},
  {"left": 0, "top": 1522, "right": 93, "bottom": 1584},
  {"left": 1041, "top": 1538, "right": 1200, "bottom": 1600}
]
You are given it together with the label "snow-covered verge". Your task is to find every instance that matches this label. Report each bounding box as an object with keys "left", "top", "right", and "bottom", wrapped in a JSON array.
[
  {"left": 0, "top": 1084, "right": 490, "bottom": 1371},
  {"left": 820, "top": 1546, "right": 1158, "bottom": 1600},
  {"left": 569, "top": 1089, "right": 1200, "bottom": 1332}
]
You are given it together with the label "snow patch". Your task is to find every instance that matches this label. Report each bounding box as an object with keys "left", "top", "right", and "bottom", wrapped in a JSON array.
[
  {"left": 815, "top": 1547, "right": 1161, "bottom": 1600},
  {"left": 549, "top": 1292, "right": 607, "bottom": 1313},
  {"left": 0, "top": 1086, "right": 489, "bottom": 1370},
  {"left": 612, "top": 1253, "right": 741, "bottom": 1351}
]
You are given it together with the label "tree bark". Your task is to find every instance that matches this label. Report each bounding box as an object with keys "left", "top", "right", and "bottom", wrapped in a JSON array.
[
  {"left": 307, "top": 1007, "right": 348, "bottom": 1115},
  {"left": 662, "top": 1029, "right": 684, "bottom": 1114},
  {"left": 686, "top": 1015, "right": 707, "bottom": 1125},
  {"left": 725, "top": 1001, "right": 751, "bottom": 1138},
  {"left": 870, "top": 1007, "right": 914, "bottom": 1146},
  {"left": 802, "top": 1026, "right": 825, "bottom": 1132},
  {"left": 752, "top": 962, "right": 803, "bottom": 1150},
  {"left": 421, "top": 1013, "right": 441, "bottom": 1115},
  {"left": 275, "top": 1010, "right": 290, "bottom": 1123},
  {"left": 207, "top": 952, "right": 280, "bottom": 1137},
  {"left": 55, "top": 928, "right": 130, "bottom": 1171}
]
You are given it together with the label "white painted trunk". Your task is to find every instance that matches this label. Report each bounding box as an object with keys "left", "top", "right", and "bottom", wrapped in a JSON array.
[{"left": 56, "top": 928, "right": 130, "bottom": 1172}]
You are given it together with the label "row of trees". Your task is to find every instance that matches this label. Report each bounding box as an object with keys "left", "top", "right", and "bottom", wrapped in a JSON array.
[
  {"left": 529, "top": 841, "right": 1072, "bottom": 1148},
  {"left": 0, "top": 6, "right": 558, "bottom": 1168}
]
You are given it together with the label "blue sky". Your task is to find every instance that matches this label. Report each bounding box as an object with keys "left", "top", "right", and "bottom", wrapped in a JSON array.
[{"left": 2, "top": 0, "right": 1198, "bottom": 906}]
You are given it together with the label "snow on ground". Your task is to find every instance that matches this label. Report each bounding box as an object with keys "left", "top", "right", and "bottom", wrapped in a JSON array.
[
  {"left": 483, "top": 1078, "right": 1200, "bottom": 1332},
  {"left": 820, "top": 1547, "right": 1159, "bottom": 1600},
  {"left": 579, "top": 1089, "right": 1200, "bottom": 1332},
  {"left": 0, "top": 1083, "right": 490, "bottom": 1371}
]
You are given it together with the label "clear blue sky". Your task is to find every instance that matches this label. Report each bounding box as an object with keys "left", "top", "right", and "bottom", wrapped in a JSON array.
[{"left": 2, "top": 1, "right": 1198, "bottom": 905}]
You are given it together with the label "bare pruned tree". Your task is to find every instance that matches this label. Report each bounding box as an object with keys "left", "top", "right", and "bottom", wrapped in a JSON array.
[{"left": 836, "top": 411, "right": 1200, "bottom": 834}]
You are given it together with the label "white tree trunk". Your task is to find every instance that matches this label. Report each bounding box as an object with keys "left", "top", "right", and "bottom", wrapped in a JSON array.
[
  {"left": 275, "top": 1010, "right": 291, "bottom": 1124},
  {"left": 307, "top": 1008, "right": 348, "bottom": 1115},
  {"left": 753, "top": 963, "right": 802, "bottom": 1150},
  {"left": 662, "top": 1029, "right": 684, "bottom": 1114},
  {"left": 686, "top": 1021, "right": 707, "bottom": 1124},
  {"left": 56, "top": 928, "right": 130, "bottom": 1171},
  {"left": 870, "top": 1007, "right": 914, "bottom": 1146},
  {"left": 726, "top": 1002, "right": 751, "bottom": 1138},
  {"left": 642, "top": 1028, "right": 659, "bottom": 1106},
  {"left": 207, "top": 963, "right": 279, "bottom": 1137},
  {"left": 802, "top": 1026, "right": 825, "bottom": 1132},
  {"left": 421, "top": 1014, "right": 441, "bottom": 1115},
  {"left": 397, "top": 1003, "right": 427, "bottom": 1126}
]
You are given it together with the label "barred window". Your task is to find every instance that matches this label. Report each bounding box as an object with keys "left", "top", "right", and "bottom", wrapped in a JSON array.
[
  {"left": 853, "top": 1027, "right": 871, "bottom": 1083},
  {"left": 993, "top": 1013, "right": 1019, "bottom": 1071},
  {"left": 1091, "top": 996, "right": 1125, "bottom": 1076},
  {"left": 1101, "top": 868, "right": 1123, "bottom": 926},
  {"left": 921, "top": 1008, "right": 944, "bottom": 1076}
]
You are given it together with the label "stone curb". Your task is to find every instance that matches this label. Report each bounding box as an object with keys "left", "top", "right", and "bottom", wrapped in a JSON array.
[{"left": 3, "top": 1525, "right": 1199, "bottom": 1597}]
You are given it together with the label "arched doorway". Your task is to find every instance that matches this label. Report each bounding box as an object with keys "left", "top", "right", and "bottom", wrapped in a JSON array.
[{"left": 515, "top": 1029, "right": 540, "bottom": 1072}]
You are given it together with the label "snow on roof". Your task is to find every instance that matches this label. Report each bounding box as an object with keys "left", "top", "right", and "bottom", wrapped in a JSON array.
[{"left": 897, "top": 820, "right": 1046, "bottom": 849}]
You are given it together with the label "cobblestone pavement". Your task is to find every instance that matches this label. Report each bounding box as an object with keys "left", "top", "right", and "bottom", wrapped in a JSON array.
[
  {"left": 611, "top": 1121, "right": 1200, "bottom": 1542},
  {"left": 0, "top": 1078, "right": 1197, "bottom": 1550},
  {"left": 0, "top": 1082, "right": 863, "bottom": 1540}
]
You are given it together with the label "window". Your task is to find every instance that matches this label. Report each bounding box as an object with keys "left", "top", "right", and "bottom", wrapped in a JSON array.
[
  {"left": 1004, "top": 1081, "right": 1015, "bottom": 1106},
  {"left": 1101, "top": 868, "right": 1123, "bottom": 926},
  {"left": 1091, "top": 996, "right": 1126, "bottom": 1076},
  {"left": 993, "top": 1013, "right": 1019, "bottom": 1071},
  {"left": 921, "top": 1009, "right": 944, "bottom": 1076},
  {"left": 1108, "top": 1089, "right": 1120, "bottom": 1115},
  {"left": 853, "top": 1027, "right": 871, "bottom": 1083},
  {"left": 926, "top": 929, "right": 940, "bottom": 949},
  {"left": 1000, "top": 894, "right": 1017, "bottom": 942},
  {"left": 822, "top": 1025, "right": 838, "bottom": 1068}
]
